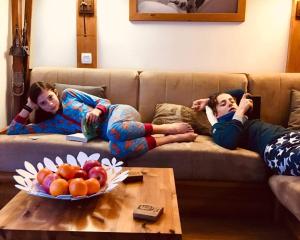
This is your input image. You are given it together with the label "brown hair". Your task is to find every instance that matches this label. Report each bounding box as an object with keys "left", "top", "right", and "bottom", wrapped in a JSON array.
[
  {"left": 208, "top": 92, "right": 238, "bottom": 115},
  {"left": 208, "top": 92, "right": 223, "bottom": 114},
  {"left": 29, "top": 82, "right": 56, "bottom": 104},
  {"left": 29, "top": 82, "right": 60, "bottom": 123}
]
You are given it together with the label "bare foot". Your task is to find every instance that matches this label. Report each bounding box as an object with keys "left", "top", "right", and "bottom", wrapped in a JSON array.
[
  {"left": 155, "top": 132, "right": 198, "bottom": 146},
  {"left": 153, "top": 122, "right": 194, "bottom": 135},
  {"left": 170, "top": 132, "right": 198, "bottom": 143}
]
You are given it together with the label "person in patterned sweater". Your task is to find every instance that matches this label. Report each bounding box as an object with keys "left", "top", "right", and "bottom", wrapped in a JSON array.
[
  {"left": 8, "top": 82, "right": 197, "bottom": 160},
  {"left": 192, "top": 89, "right": 300, "bottom": 176}
]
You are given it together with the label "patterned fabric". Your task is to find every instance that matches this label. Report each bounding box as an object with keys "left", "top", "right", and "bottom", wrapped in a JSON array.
[
  {"left": 264, "top": 131, "right": 300, "bottom": 176},
  {"left": 106, "top": 105, "right": 155, "bottom": 159},
  {"left": 7, "top": 89, "right": 156, "bottom": 160},
  {"left": 7, "top": 88, "right": 110, "bottom": 134}
]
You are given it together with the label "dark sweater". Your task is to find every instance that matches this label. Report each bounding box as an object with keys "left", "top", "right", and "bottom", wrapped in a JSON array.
[
  {"left": 212, "top": 119, "right": 289, "bottom": 158},
  {"left": 211, "top": 89, "right": 289, "bottom": 157}
]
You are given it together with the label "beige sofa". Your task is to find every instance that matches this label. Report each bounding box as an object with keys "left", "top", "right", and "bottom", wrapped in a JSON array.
[{"left": 1, "top": 67, "right": 300, "bottom": 234}]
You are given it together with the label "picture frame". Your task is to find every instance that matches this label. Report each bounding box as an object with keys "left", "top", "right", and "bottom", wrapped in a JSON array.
[{"left": 129, "top": 0, "right": 246, "bottom": 22}]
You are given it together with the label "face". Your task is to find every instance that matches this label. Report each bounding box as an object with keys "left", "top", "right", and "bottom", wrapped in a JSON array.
[
  {"left": 215, "top": 93, "right": 238, "bottom": 118},
  {"left": 37, "top": 89, "right": 60, "bottom": 113}
]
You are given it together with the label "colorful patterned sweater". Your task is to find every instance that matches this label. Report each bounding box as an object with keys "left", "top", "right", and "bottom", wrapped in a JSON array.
[{"left": 7, "top": 89, "right": 111, "bottom": 135}]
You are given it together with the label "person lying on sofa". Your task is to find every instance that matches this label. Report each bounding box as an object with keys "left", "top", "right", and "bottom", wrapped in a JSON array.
[
  {"left": 192, "top": 89, "right": 300, "bottom": 176},
  {"left": 8, "top": 82, "right": 197, "bottom": 160}
]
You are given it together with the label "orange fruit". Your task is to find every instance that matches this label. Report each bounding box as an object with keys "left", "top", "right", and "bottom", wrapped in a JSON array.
[
  {"left": 37, "top": 168, "right": 52, "bottom": 185},
  {"left": 69, "top": 178, "right": 88, "bottom": 197},
  {"left": 85, "top": 178, "right": 100, "bottom": 195},
  {"left": 72, "top": 165, "right": 81, "bottom": 171},
  {"left": 57, "top": 164, "right": 76, "bottom": 180},
  {"left": 49, "top": 179, "right": 69, "bottom": 196}
]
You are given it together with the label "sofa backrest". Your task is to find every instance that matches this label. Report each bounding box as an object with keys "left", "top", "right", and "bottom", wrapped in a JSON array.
[
  {"left": 248, "top": 73, "right": 300, "bottom": 126},
  {"left": 30, "top": 67, "right": 139, "bottom": 108},
  {"left": 138, "top": 71, "right": 248, "bottom": 123}
]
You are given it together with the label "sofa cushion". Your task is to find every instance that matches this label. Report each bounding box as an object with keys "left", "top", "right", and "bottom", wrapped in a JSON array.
[
  {"left": 152, "top": 103, "right": 211, "bottom": 135},
  {"left": 138, "top": 71, "right": 248, "bottom": 123},
  {"left": 54, "top": 83, "right": 106, "bottom": 99},
  {"left": 30, "top": 67, "right": 139, "bottom": 109},
  {"left": 288, "top": 89, "right": 300, "bottom": 130},
  {"left": 127, "top": 135, "right": 268, "bottom": 182},
  {"left": 0, "top": 134, "right": 268, "bottom": 182},
  {"left": 269, "top": 175, "right": 300, "bottom": 221},
  {"left": 0, "top": 134, "right": 113, "bottom": 172},
  {"left": 248, "top": 73, "right": 300, "bottom": 126}
]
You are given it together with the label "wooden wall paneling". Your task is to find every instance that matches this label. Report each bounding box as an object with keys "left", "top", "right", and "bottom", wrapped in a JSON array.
[
  {"left": 286, "top": 0, "right": 300, "bottom": 72},
  {"left": 10, "top": 0, "right": 23, "bottom": 116},
  {"left": 23, "top": 0, "right": 33, "bottom": 102},
  {"left": 76, "top": 0, "right": 97, "bottom": 68},
  {"left": 11, "top": 0, "right": 22, "bottom": 33}
]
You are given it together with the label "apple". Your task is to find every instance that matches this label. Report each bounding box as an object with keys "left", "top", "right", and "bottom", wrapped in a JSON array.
[
  {"left": 73, "top": 169, "right": 88, "bottom": 179},
  {"left": 82, "top": 160, "right": 101, "bottom": 172},
  {"left": 88, "top": 166, "right": 107, "bottom": 186},
  {"left": 42, "top": 173, "right": 60, "bottom": 193}
]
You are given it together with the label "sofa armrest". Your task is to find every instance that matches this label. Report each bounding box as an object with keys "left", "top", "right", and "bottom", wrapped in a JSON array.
[{"left": 0, "top": 126, "right": 8, "bottom": 134}]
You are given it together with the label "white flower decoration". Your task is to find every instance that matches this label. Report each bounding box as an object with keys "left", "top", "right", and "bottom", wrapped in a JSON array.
[{"left": 14, "top": 151, "right": 128, "bottom": 200}]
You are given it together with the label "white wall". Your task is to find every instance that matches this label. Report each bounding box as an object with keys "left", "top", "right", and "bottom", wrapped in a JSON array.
[
  {"left": 0, "top": 0, "right": 9, "bottom": 128},
  {"left": 31, "top": 0, "right": 292, "bottom": 73}
]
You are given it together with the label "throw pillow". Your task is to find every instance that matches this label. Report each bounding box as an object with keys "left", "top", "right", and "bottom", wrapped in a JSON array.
[
  {"left": 152, "top": 103, "right": 211, "bottom": 135},
  {"left": 54, "top": 83, "right": 106, "bottom": 99},
  {"left": 288, "top": 89, "right": 300, "bottom": 130}
]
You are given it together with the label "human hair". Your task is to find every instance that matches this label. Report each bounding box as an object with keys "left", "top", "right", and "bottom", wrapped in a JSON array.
[
  {"left": 29, "top": 82, "right": 59, "bottom": 123},
  {"left": 208, "top": 92, "right": 223, "bottom": 114},
  {"left": 29, "top": 82, "right": 56, "bottom": 104},
  {"left": 208, "top": 92, "right": 237, "bottom": 115}
]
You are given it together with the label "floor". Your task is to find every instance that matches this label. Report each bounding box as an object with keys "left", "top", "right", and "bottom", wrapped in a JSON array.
[{"left": 181, "top": 215, "right": 294, "bottom": 240}]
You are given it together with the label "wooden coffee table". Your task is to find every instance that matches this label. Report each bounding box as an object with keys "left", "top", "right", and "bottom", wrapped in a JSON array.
[{"left": 0, "top": 167, "right": 181, "bottom": 240}]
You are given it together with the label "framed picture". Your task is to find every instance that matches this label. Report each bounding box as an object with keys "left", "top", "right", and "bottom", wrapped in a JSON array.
[{"left": 129, "top": 0, "right": 246, "bottom": 22}]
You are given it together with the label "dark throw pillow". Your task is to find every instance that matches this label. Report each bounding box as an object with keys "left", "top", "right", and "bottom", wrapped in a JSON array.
[
  {"left": 288, "top": 89, "right": 300, "bottom": 130},
  {"left": 152, "top": 103, "right": 211, "bottom": 135},
  {"left": 54, "top": 83, "right": 106, "bottom": 99}
]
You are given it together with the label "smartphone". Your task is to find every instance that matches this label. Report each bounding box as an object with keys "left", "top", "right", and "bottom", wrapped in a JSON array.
[{"left": 246, "top": 96, "right": 261, "bottom": 120}]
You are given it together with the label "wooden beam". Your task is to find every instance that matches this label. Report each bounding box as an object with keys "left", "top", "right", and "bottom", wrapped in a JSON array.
[
  {"left": 11, "top": 0, "right": 22, "bottom": 34},
  {"left": 76, "top": 0, "right": 97, "bottom": 68},
  {"left": 286, "top": 0, "right": 300, "bottom": 72},
  {"left": 23, "top": 0, "right": 33, "bottom": 101}
]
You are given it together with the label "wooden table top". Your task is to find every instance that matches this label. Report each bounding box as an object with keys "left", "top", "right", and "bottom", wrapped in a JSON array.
[{"left": 0, "top": 167, "right": 182, "bottom": 240}]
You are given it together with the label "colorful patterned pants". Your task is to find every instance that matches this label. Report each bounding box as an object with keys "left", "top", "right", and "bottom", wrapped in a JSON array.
[
  {"left": 105, "top": 105, "right": 155, "bottom": 160},
  {"left": 264, "top": 131, "right": 300, "bottom": 176}
]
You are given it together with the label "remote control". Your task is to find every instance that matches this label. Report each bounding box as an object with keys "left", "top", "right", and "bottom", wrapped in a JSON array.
[
  {"left": 123, "top": 170, "right": 143, "bottom": 183},
  {"left": 133, "top": 204, "right": 163, "bottom": 221}
]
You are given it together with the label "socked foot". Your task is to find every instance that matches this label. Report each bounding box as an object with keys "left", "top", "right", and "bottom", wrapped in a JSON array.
[{"left": 153, "top": 122, "right": 194, "bottom": 135}]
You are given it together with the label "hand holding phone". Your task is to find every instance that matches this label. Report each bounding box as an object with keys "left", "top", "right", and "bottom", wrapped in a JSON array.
[{"left": 245, "top": 95, "right": 261, "bottom": 119}]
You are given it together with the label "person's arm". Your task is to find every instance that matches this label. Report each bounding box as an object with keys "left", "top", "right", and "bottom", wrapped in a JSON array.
[
  {"left": 192, "top": 89, "right": 245, "bottom": 112},
  {"left": 191, "top": 98, "right": 209, "bottom": 111},
  {"left": 62, "top": 88, "right": 111, "bottom": 124},
  {"left": 7, "top": 114, "right": 62, "bottom": 135},
  {"left": 7, "top": 98, "right": 55, "bottom": 134},
  {"left": 212, "top": 120, "right": 244, "bottom": 150},
  {"left": 62, "top": 88, "right": 111, "bottom": 112}
]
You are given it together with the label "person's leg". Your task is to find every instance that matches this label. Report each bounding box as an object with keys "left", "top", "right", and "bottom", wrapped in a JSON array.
[
  {"left": 264, "top": 131, "right": 300, "bottom": 176},
  {"left": 152, "top": 122, "right": 194, "bottom": 135},
  {"left": 109, "top": 132, "right": 197, "bottom": 160},
  {"left": 106, "top": 104, "right": 194, "bottom": 142},
  {"left": 106, "top": 105, "right": 153, "bottom": 142}
]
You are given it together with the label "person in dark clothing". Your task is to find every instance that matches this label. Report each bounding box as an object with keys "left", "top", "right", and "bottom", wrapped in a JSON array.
[{"left": 192, "top": 89, "right": 300, "bottom": 176}]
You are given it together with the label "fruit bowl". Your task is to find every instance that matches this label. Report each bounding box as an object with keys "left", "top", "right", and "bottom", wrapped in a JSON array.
[{"left": 13, "top": 151, "right": 128, "bottom": 200}]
